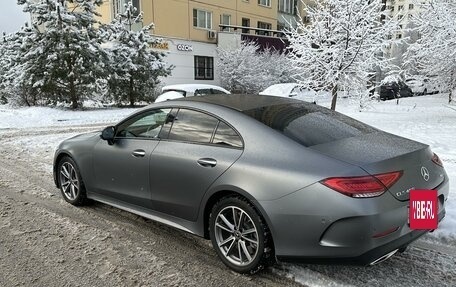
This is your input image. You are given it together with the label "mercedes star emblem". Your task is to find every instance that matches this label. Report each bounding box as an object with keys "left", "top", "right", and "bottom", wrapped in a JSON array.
[{"left": 421, "top": 166, "right": 430, "bottom": 182}]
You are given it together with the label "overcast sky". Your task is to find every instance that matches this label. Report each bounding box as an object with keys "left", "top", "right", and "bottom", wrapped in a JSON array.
[{"left": 0, "top": 1, "right": 29, "bottom": 34}]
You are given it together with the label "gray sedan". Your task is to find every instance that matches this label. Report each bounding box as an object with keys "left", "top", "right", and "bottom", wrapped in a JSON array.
[{"left": 53, "top": 94, "right": 449, "bottom": 273}]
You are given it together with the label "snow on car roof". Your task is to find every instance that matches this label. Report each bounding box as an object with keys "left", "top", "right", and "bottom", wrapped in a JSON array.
[
  {"left": 162, "top": 84, "right": 230, "bottom": 94},
  {"left": 259, "top": 83, "right": 298, "bottom": 97},
  {"left": 154, "top": 91, "right": 184, "bottom": 103}
]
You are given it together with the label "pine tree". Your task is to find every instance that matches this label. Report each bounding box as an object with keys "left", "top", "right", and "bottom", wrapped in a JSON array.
[
  {"left": 0, "top": 24, "right": 42, "bottom": 106},
  {"left": 106, "top": 2, "right": 172, "bottom": 106},
  {"left": 14, "top": 0, "right": 109, "bottom": 109}
]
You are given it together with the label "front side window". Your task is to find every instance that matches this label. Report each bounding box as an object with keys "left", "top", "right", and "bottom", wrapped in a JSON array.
[
  {"left": 194, "top": 56, "right": 214, "bottom": 80},
  {"left": 258, "top": 0, "right": 271, "bottom": 7},
  {"left": 193, "top": 9, "right": 212, "bottom": 29},
  {"left": 116, "top": 109, "right": 171, "bottom": 139},
  {"left": 168, "top": 109, "right": 219, "bottom": 143}
]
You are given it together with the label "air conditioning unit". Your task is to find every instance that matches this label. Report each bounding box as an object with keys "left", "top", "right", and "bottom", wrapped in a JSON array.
[{"left": 207, "top": 30, "right": 217, "bottom": 39}]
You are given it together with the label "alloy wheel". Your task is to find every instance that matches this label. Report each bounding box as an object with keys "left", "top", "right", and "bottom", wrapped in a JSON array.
[
  {"left": 214, "top": 206, "right": 259, "bottom": 266},
  {"left": 59, "top": 162, "right": 80, "bottom": 201}
]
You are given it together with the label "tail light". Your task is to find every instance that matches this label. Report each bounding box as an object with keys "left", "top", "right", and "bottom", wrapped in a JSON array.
[
  {"left": 321, "top": 171, "right": 403, "bottom": 198},
  {"left": 432, "top": 153, "right": 443, "bottom": 167}
]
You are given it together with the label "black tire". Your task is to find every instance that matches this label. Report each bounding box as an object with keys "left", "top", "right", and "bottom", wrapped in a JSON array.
[
  {"left": 57, "top": 156, "right": 88, "bottom": 206},
  {"left": 209, "top": 196, "right": 274, "bottom": 274}
]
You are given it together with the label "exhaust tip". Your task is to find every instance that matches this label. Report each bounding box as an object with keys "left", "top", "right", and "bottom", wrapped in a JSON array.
[{"left": 369, "top": 249, "right": 398, "bottom": 266}]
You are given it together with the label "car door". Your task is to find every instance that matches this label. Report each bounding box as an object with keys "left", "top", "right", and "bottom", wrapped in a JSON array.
[
  {"left": 92, "top": 108, "right": 172, "bottom": 208},
  {"left": 149, "top": 108, "right": 244, "bottom": 221}
]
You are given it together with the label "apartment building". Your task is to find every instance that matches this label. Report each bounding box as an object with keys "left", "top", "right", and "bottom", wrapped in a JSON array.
[
  {"left": 383, "top": 0, "right": 427, "bottom": 67},
  {"left": 97, "top": 0, "right": 301, "bottom": 86}
]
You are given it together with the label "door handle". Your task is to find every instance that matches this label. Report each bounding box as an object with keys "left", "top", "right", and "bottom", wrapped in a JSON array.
[
  {"left": 132, "top": 149, "right": 146, "bottom": 158},
  {"left": 197, "top": 158, "right": 217, "bottom": 167}
]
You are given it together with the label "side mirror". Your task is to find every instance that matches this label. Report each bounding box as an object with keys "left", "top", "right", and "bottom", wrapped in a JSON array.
[{"left": 101, "top": 126, "right": 116, "bottom": 145}]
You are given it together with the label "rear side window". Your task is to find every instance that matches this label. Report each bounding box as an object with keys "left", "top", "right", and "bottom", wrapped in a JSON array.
[
  {"left": 213, "top": 122, "right": 243, "bottom": 148},
  {"left": 243, "top": 103, "right": 377, "bottom": 147},
  {"left": 168, "top": 109, "right": 218, "bottom": 143}
]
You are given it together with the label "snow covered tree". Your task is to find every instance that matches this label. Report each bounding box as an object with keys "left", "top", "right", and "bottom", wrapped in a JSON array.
[
  {"left": 217, "top": 41, "right": 294, "bottom": 93},
  {"left": 10, "top": 0, "right": 109, "bottom": 109},
  {"left": 0, "top": 24, "right": 43, "bottom": 106},
  {"left": 286, "top": 0, "right": 400, "bottom": 110},
  {"left": 405, "top": 0, "right": 456, "bottom": 104},
  {"left": 105, "top": 2, "right": 171, "bottom": 106}
]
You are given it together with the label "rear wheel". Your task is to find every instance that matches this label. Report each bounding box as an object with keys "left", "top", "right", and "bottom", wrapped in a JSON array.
[
  {"left": 58, "top": 156, "right": 87, "bottom": 206},
  {"left": 209, "top": 196, "right": 274, "bottom": 274}
]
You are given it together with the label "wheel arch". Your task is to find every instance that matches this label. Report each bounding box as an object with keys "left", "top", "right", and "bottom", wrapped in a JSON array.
[{"left": 201, "top": 187, "right": 276, "bottom": 252}]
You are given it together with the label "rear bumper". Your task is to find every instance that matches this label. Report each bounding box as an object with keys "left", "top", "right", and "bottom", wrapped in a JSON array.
[
  {"left": 277, "top": 208, "right": 445, "bottom": 265},
  {"left": 259, "top": 177, "right": 449, "bottom": 264}
]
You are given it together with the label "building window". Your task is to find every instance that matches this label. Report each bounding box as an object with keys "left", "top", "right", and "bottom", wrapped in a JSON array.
[
  {"left": 396, "top": 33, "right": 402, "bottom": 39},
  {"left": 194, "top": 56, "right": 214, "bottom": 80},
  {"left": 409, "top": 4, "right": 414, "bottom": 10},
  {"left": 257, "top": 21, "right": 272, "bottom": 36},
  {"left": 390, "top": 6, "right": 394, "bottom": 12},
  {"left": 193, "top": 9, "right": 212, "bottom": 29},
  {"left": 220, "top": 14, "right": 231, "bottom": 31},
  {"left": 279, "top": 0, "right": 297, "bottom": 14},
  {"left": 397, "top": 14, "right": 404, "bottom": 20},
  {"left": 398, "top": 5, "right": 404, "bottom": 11},
  {"left": 258, "top": 0, "right": 271, "bottom": 7},
  {"left": 113, "top": 0, "right": 140, "bottom": 17},
  {"left": 277, "top": 21, "right": 286, "bottom": 31},
  {"left": 242, "top": 18, "right": 250, "bottom": 34}
]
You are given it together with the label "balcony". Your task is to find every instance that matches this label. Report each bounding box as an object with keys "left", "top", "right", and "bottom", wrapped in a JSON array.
[{"left": 218, "top": 24, "right": 290, "bottom": 53}]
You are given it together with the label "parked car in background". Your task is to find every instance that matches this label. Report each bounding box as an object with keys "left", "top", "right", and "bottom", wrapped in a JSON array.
[
  {"left": 260, "top": 83, "right": 327, "bottom": 102},
  {"left": 379, "top": 76, "right": 413, "bottom": 101},
  {"left": 155, "top": 84, "right": 230, "bottom": 102},
  {"left": 405, "top": 76, "right": 440, "bottom": 96},
  {"left": 260, "top": 83, "right": 313, "bottom": 98},
  {"left": 405, "top": 78, "right": 426, "bottom": 96}
]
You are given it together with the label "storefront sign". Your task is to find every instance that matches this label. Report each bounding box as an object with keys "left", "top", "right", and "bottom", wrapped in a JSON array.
[
  {"left": 151, "top": 42, "right": 169, "bottom": 50},
  {"left": 177, "top": 44, "right": 193, "bottom": 52}
]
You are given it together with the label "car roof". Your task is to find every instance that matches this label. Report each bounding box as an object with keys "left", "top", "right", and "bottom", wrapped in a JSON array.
[
  {"left": 176, "top": 94, "right": 303, "bottom": 112},
  {"left": 162, "top": 84, "right": 230, "bottom": 93}
]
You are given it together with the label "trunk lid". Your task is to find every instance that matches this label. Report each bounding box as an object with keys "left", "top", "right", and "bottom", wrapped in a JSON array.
[{"left": 310, "top": 131, "right": 445, "bottom": 201}]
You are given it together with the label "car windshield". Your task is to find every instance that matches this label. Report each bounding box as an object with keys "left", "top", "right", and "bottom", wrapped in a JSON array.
[{"left": 243, "top": 103, "right": 377, "bottom": 147}]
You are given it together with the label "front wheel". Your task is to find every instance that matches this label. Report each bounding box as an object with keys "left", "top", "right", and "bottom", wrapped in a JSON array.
[
  {"left": 58, "top": 156, "right": 87, "bottom": 206},
  {"left": 209, "top": 196, "right": 274, "bottom": 274}
]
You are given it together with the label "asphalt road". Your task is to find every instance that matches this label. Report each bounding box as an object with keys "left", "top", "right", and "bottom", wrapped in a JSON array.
[{"left": 0, "top": 125, "right": 455, "bottom": 287}]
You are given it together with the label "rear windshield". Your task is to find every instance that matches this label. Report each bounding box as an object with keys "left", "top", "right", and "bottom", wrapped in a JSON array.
[{"left": 243, "top": 103, "right": 377, "bottom": 147}]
